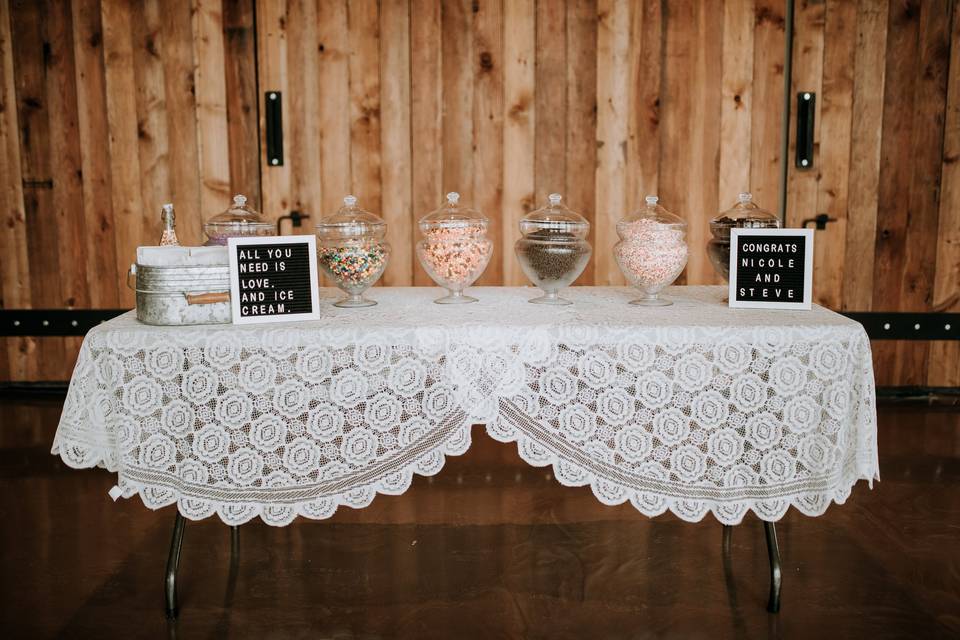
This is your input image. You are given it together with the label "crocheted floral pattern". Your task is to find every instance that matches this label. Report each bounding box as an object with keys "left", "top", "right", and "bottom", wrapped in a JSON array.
[{"left": 52, "top": 287, "right": 879, "bottom": 526}]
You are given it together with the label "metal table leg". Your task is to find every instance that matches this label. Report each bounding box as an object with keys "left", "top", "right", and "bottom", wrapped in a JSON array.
[
  {"left": 165, "top": 512, "right": 186, "bottom": 619},
  {"left": 764, "top": 521, "right": 782, "bottom": 613},
  {"left": 720, "top": 521, "right": 782, "bottom": 613}
]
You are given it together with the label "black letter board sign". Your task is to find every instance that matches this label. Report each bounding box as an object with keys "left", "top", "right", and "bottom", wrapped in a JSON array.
[
  {"left": 728, "top": 228, "right": 814, "bottom": 310},
  {"left": 228, "top": 235, "right": 320, "bottom": 323}
]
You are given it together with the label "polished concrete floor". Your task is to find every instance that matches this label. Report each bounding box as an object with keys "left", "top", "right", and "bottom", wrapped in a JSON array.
[{"left": 0, "top": 393, "right": 958, "bottom": 639}]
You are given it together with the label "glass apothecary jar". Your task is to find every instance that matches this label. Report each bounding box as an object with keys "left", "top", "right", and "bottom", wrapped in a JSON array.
[
  {"left": 614, "top": 195, "right": 688, "bottom": 306},
  {"left": 203, "top": 194, "right": 273, "bottom": 245},
  {"left": 416, "top": 192, "right": 493, "bottom": 304},
  {"left": 315, "top": 195, "right": 390, "bottom": 308},
  {"left": 515, "top": 193, "right": 591, "bottom": 305},
  {"left": 707, "top": 192, "right": 781, "bottom": 281}
]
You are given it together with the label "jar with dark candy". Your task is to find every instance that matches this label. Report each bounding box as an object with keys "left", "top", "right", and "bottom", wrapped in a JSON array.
[
  {"left": 515, "top": 193, "right": 591, "bottom": 305},
  {"left": 707, "top": 192, "right": 781, "bottom": 281},
  {"left": 203, "top": 194, "right": 273, "bottom": 245},
  {"left": 315, "top": 195, "right": 391, "bottom": 307}
]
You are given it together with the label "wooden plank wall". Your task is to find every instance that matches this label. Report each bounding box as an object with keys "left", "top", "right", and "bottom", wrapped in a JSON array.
[
  {"left": 786, "top": 0, "right": 960, "bottom": 386},
  {"left": 0, "top": 0, "right": 958, "bottom": 386},
  {"left": 0, "top": 0, "right": 259, "bottom": 380},
  {"left": 254, "top": 0, "right": 787, "bottom": 291}
]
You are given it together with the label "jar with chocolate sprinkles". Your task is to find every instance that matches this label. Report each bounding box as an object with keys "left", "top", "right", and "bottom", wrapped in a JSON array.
[
  {"left": 707, "top": 192, "right": 781, "bottom": 281},
  {"left": 515, "top": 193, "right": 591, "bottom": 305},
  {"left": 315, "top": 195, "right": 391, "bottom": 308},
  {"left": 416, "top": 192, "right": 493, "bottom": 304}
]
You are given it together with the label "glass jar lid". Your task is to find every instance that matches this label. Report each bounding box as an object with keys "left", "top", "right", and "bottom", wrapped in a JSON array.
[
  {"left": 203, "top": 194, "right": 273, "bottom": 235},
  {"left": 618, "top": 195, "right": 686, "bottom": 232},
  {"left": 520, "top": 193, "right": 589, "bottom": 238},
  {"left": 316, "top": 195, "right": 387, "bottom": 241},
  {"left": 419, "top": 192, "right": 488, "bottom": 234},
  {"left": 711, "top": 192, "right": 779, "bottom": 227}
]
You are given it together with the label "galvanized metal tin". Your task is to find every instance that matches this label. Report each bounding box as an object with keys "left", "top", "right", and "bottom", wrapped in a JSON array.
[{"left": 129, "top": 263, "right": 231, "bottom": 325}]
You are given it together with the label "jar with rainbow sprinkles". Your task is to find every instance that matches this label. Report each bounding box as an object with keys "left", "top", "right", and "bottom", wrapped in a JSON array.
[
  {"left": 416, "top": 192, "right": 493, "bottom": 304},
  {"left": 614, "top": 195, "right": 688, "bottom": 306},
  {"left": 315, "top": 195, "right": 390, "bottom": 308}
]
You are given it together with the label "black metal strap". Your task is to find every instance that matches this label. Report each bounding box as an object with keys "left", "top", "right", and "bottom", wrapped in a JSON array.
[
  {"left": 840, "top": 312, "right": 959, "bottom": 341},
  {"left": 0, "top": 309, "right": 128, "bottom": 336}
]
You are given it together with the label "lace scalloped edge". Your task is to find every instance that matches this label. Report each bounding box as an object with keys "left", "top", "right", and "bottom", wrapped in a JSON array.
[
  {"left": 51, "top": 423, "right": 878, "bottom": 527},
  {"left": 482, "top": 422, "right": 880, "bottom": 526},
  {"left": 51, "top": 423, "right": 477, "bottom": 527}
]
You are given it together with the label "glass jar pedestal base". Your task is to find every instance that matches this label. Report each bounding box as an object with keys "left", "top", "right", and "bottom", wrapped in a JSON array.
[
  {"left": 629, "top": 293, "right": 672, "bottom": 307},
  {"left": 529, "top": 290, "right": 572, "bottom": 306},
  {"left": 434, "top": 289, "right": 477, "bottom": 304},
  {"left": 334, "top": 293, "right": 377, "bottom": 308}
]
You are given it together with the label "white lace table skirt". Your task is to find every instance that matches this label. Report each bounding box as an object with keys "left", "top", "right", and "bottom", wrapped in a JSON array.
[{"left": 52, "top": 286, "right": 879, "bottom": 526}]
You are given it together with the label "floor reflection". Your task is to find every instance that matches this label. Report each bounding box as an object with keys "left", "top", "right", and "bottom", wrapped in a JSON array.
[{"left": 1, "top": 397, "right": 958, "bottom": 638}]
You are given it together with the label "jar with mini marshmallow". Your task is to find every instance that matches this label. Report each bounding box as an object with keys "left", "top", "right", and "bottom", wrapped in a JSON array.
[
  {"left": 416, "top": 192, "right": 493, "bottom": 304},
  {"left": 315, "top": 196, "right": 390, "bottom": 308},
  {"left": 614, "top": 195, "right": 688, "bottom": 306}
]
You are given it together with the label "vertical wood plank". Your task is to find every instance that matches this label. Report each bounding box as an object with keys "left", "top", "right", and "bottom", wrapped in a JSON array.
[
  {"left": 534, "top": 0, "right": 565, "bottom": 204},
  {"left": 347, "top": 0, "right": 381, "bottom": 210},
  {"left": 625, "top": 0, "right": 660, "bottom": 215},
  {"left": 72, "top": 0, "right": 119, "bottom": 308},
  {"left": 688, "top": 0, "right": 723, "bottom": 284},
  {"left": 719, "top": 0, "right": 754, "bottom": 212},
  {"left": 749, "top": 0, "right": 787, "bottom": 215},
  {"left": 0, "top": 0, "right": 33, "bottom": 379},
  {"left": 842, "top": 0, "right": 887, "bottom": 312},
  {"left": 441, "top": 0, "right": 474, "bottom": 203},
  {"left": 472, "top": 0, "right": 503, "bottom": 286},
  {"left": 192, "top": 0, "right": 231, "bottom": 225},
  {"left": 163, "top": 1, "right": 202, "bottom": 243},
  {"left": 101, "top": 0, "right": 146, "bottom": 308},
  {"left": 501, "top": 0, "right": 534, "bottom": 286},
  {"left": 317, "top": 0, "right": 351, "bottom": 215},
  {"left": 785, "top": 0, "right": 824, "bottom": 233},
  {"left": 813, "top": 0, "right": 857, "bottom": 309},
  {"left": 256, "top": 0, "right": 290, "bottom": 218},
  {"left": 595, "top": 0, "right": 629, "bottom": 286},
  {"left": 380, "top": 0, "right": 413, "bottom": 285},
  {"left": 222, "top": 0, "right": 261, "bottom": 204},
  {"left": 285, "top": 0, "right": 322, "bottom": 221},
  {"left": 131, "top": 0, "right": 171, "bottom": 244},
  {"left": 11, "top": 0, "right": 66, "bottom": 377},
  {"left": 928, "top": 2, "right": 960, "bottom": 387},
  {"left": 567, "top": 0, "right": 598, "bottom": 286},
  {"left": 44, "top": 0, "right": 87, "bottom": 379},
  {"left": 410, "top": 0, "right": 442, "bottom": 285}
]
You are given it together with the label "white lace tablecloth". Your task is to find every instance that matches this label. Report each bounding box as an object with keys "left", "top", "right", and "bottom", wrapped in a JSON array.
[{"left": 52, "top": 286, "right": 879, "bottom": 526}]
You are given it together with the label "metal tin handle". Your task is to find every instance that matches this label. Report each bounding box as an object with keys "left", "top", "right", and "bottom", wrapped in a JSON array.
[
  {"left": 184, "top": 292, "right": 230, "bottom": 305},
  {"left": 127, "top": 264, "right": 137, "bottom": 290}
]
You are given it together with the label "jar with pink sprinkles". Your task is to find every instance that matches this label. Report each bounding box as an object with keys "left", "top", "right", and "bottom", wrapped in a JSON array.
[
  {"left": 416, "top": 192, "right": 493, "bottom": 304},
  {"left": 614, "top": 195, "right": 688, "bottom": 306}
]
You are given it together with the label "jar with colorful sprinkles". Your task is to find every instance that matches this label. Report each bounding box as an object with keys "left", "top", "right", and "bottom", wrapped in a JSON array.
[
  {"left": 315, "top": 195, "right": 391, "bottom": 308},
  {"left": 416, "top": 192, "right": 493, "bottom": 304}
]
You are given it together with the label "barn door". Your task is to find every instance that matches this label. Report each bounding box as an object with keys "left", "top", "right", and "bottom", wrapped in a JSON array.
[{"left": 786, "top": 0, "right": 960, "bottom": 386}]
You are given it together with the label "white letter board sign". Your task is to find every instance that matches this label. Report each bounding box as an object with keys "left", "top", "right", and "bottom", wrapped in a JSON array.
[
  {"left": 728, "top": 228, "right": 814, "bottom": 310},
  {"left": 228, "top": 235, "right": 320, "bottom": 324}
]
